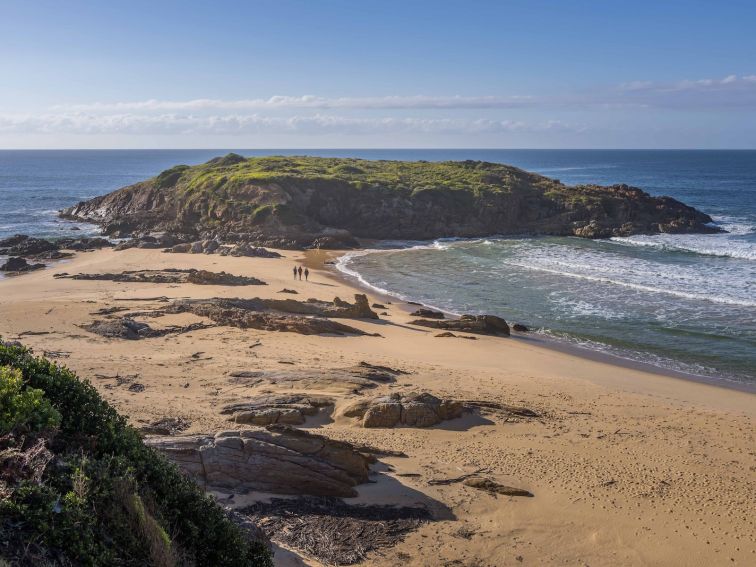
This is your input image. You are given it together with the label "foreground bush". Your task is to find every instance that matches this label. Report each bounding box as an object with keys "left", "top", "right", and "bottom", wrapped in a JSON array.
[{"left": 0, "top": 341, "right": 272, "bottom": 566}]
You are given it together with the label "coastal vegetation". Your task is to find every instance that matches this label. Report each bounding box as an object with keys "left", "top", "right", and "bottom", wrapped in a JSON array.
[{"left": 0, "top": 341, "right": 272, "bottom": 566}]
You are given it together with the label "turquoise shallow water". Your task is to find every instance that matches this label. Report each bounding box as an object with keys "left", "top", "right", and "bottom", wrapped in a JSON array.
[{"left": 1, "top": 149, "right": 755, "bottom": 385}]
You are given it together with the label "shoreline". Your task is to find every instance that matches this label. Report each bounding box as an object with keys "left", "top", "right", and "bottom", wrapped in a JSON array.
[
  {"left": 0, "top": 246, "right": 754, "bottom": 565},
  {"left": 307, "top": 247, "right": 756, "bottom": 396}
]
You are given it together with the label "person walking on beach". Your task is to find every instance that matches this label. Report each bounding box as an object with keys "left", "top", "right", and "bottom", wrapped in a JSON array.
[
  {"left": 304, "top": 267, "right": 309, "bottom": 281},
  {"left": 298, "top": 266, "right": 303, "bottom": 280},
  {"left": 293, "top": 266, "right": 297, "bottom": 280}
]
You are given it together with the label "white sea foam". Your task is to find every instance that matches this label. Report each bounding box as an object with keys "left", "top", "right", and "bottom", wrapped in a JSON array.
[
  {"left": 609, "top": 215, "right": 756, "bottom": 260},
  {"left": 334, "top": 248, "right": 463, "bottom": 315}
]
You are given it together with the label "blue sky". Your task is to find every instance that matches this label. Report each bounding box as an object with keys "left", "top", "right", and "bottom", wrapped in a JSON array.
[{"left": 1, "top": 0, "right": 755, "bottom": 148}]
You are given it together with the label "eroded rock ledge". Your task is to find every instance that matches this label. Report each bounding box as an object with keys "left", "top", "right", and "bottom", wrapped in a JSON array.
[{"left": 145, "top": 425, "right": 373, "bottom": 497}]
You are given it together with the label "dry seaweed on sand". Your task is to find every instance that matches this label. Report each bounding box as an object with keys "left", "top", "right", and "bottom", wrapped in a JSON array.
[{"left": 241, "top": 496, "right": 432, "bottom": 565}]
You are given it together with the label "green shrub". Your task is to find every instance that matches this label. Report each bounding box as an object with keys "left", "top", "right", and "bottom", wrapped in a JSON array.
[
  {"left": 0, "top": 342, "right": 272, "bottom": 566},
  {"left": 0, "top": 365, "right": 60, "bottom": 435}
]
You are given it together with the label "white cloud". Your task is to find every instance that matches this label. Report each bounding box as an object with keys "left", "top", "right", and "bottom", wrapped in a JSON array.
[
  {"left": 0, "top": 112, "right": 582, "bottom": 136},
  {"left": 53, "top": 95, "right": 536, "bottom": 113},
  {"left": 47, "top": 73, "right": 756, "bottom": 120}
]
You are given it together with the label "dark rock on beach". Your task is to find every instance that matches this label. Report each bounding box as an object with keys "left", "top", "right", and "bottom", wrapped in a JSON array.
[
  {"left": 410, "top": 308, "right": 445, "bottom": 319},
  {"left": 0, "top": 235, "right": 57, "bottom": 256},
  {"left": 0, "top": 234, "right": 113, "bottom": 257},
  {"left": 57, "top": 236, "right": 113, "bottom": 250},
  {"left": 59, "top": 268, "right": 266, "bottom": 286},
  {"left": 411, "top": 314, "right": 511, "bottom": 336},
  {"left": 0, "top": 257, "right": 46, "bottom": 272},
  {"left": 228, "top": 362, "right": 404, "bottom": 394},
  {"left": 81, "top": 317, "right": 211, "bottom": 340}
]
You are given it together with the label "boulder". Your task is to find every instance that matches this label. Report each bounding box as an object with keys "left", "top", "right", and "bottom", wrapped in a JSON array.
[
  {"left": 145, "top": 425, "right": 372, "bottom": 497},
  {"left": 0, "top": 257, "right": 45, "bottom": 272},
  {"left": 410, "top": 308, "right": 445, "bottom": 319},
  {"left": 162, "top": 295, "right": 379, "bottom": 335},
  {"left": 342, "top": 392, "right": 466, "bottom": 428},
  {"left": 363, "top": 401, "right": 403, "bottom": 428},
  {"left": 512, "top": 323, "right": 530, "bottom": 332},
  {"left": 411, "top": 314, "right": 510, "bottom": 336}
]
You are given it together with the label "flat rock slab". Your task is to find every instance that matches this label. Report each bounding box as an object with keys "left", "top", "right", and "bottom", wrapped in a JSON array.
[
  {"left": 228, "top": 362, "right": 404, "bottom": 393},
  {"left": 58, "top": 268, "right": 265, "bottom": 286},
  {"left": 221, "top": 394, "right": 334, "bottom": 425},
  {"left": 163, "top": 295, "right": 378, "bottom": 335},
  {"left": 145, "top": 424, "right": 372, "bottom": 497},
  {"left": 342, "top": 393, "right": 539, "bottom": 428}
]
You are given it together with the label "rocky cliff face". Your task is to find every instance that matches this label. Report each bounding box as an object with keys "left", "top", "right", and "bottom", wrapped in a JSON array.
[{"left": 61, "top": 154, "right": 719, "bottom": 248}]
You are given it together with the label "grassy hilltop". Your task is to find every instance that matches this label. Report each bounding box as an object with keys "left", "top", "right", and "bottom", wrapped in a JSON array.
[{"left": 62, "top": 154, "right": 717, "bottom": 248}]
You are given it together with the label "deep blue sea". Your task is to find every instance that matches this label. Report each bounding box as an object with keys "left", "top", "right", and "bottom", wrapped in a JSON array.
[{"left": 1, "top": 149, "right": 754, "bottom": 386}]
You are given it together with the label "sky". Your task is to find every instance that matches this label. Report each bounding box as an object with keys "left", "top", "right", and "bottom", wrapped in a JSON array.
[{"left": 1, "top": 0, "right": 755, "bottom": 149}]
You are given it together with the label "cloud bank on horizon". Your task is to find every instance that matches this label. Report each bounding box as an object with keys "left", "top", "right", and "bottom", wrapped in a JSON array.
[{"left": 1, "top": 75, "right": 753, "bottom": 148}]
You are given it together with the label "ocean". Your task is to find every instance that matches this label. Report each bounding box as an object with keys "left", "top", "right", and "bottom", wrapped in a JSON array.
[{"left": 1, "top": 149, "right": 754, "bottom": 386}]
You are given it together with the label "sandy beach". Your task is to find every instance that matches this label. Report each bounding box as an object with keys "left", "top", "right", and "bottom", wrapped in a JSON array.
[{"left": 0, "top": 247, "right": 753, "bottom": 566}]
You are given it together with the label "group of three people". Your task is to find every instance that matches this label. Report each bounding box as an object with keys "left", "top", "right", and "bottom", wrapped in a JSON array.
[{"left": 293, "top": 265, "right": 309, "bottom": 280}]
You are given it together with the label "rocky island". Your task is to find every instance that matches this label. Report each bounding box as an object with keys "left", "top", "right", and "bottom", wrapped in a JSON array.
[{"left": 61, "top": 154, "right": 718, "bottom": 249}]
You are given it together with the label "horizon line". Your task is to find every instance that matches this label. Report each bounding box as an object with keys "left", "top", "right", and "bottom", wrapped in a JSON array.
[{"left": 1, "top": 147, "right": 755, "bottom": 152}]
